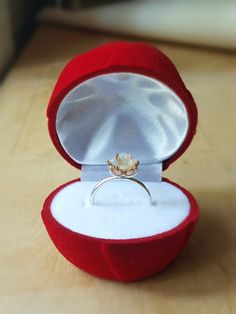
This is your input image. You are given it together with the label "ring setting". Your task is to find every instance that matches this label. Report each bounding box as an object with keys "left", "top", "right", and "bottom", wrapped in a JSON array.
[
  {"left": 90, "top": 153, "right": 152, "bottom": 205},
  {"left": 107, "top": 153, "right": 139, "bottom": 177}
]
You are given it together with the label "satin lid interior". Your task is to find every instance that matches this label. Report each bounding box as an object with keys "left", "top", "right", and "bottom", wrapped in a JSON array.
[{"left": 56, "top": 72, "right": 189, "bottom": 165}]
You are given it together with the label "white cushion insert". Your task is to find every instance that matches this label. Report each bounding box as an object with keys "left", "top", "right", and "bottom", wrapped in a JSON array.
[{"left": 51, "top": 180, "right": 190, "bottom": 240}]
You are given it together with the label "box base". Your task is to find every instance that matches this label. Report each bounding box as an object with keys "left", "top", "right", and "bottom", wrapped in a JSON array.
[{"left": 42, "top": 178, "right": 199, "bottom": 282}]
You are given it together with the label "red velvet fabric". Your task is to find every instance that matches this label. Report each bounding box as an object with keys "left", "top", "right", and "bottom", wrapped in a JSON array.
[
  {"left": 43, "top": 42, "right": 199, "bottom": 281},
  {"left": 47, "top": 41, "right": 198, "bottom": 170},
  {"left": 42, "top": 178, "right": 199, "bottom": 282}
]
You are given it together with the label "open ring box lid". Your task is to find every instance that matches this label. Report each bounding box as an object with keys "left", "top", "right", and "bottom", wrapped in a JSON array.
[{"left": 42, "top": 41, "right": 199, "bottom": 282}]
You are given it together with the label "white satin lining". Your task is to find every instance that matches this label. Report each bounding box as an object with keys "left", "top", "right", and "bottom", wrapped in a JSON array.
[{"left": 56, "top": 72, "right": 189, "bottom": 165}]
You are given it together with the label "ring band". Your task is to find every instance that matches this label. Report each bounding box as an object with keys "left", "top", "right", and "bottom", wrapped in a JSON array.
[
  {"left": 90, "top": 176, "right": 152, "bottom": 205},
  {"left": 89, "top": 153, "right": 153, "bottom": 206}
]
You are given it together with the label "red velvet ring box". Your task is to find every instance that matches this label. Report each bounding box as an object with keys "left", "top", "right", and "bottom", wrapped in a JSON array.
[{"left": 42, "top": 41, "right": 199, "bottom": 282}]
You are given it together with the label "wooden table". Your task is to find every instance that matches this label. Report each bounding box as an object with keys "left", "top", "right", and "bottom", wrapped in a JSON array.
[{"left": 0, "top": 25, "right": 235, "bottom": 314}]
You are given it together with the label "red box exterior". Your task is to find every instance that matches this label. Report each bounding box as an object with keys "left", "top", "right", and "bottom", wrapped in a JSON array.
[
  {"left": 47, "top": 41, "right": 197, "bottom": 171},
  {"left": 43, "top": 42, "right": 199, "bottom": 282},
  {"left": 42, "top": 178, "right": 199, "bottom": 282}
]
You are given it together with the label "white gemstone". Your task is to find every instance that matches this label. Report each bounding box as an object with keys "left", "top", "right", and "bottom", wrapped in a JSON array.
[{"left": 111, "top": 153, "right": 136, "bottom": 171}]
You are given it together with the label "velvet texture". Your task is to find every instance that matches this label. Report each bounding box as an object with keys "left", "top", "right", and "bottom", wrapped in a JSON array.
[
  {"left": 42, "top": 178, "right": 199, "bottom": 282},
  {"left": 47, "top": 41, "right": 198, "bottom": 170},
  {"left": 43, "top": 42, "right": 199, "bottom": 282}
]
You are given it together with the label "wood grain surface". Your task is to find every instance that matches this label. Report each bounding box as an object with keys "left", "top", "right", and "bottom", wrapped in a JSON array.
[{"left": 0, "top": 25, "right": 235, "bottom": 314}]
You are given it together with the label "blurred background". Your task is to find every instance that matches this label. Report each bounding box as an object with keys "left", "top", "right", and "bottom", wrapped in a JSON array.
[
  {"left": 1, "top": 1, "right": 236, "bottom": 313},
  {"left": 1, "top": 0, "right": 236, "bottom": 79}
]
